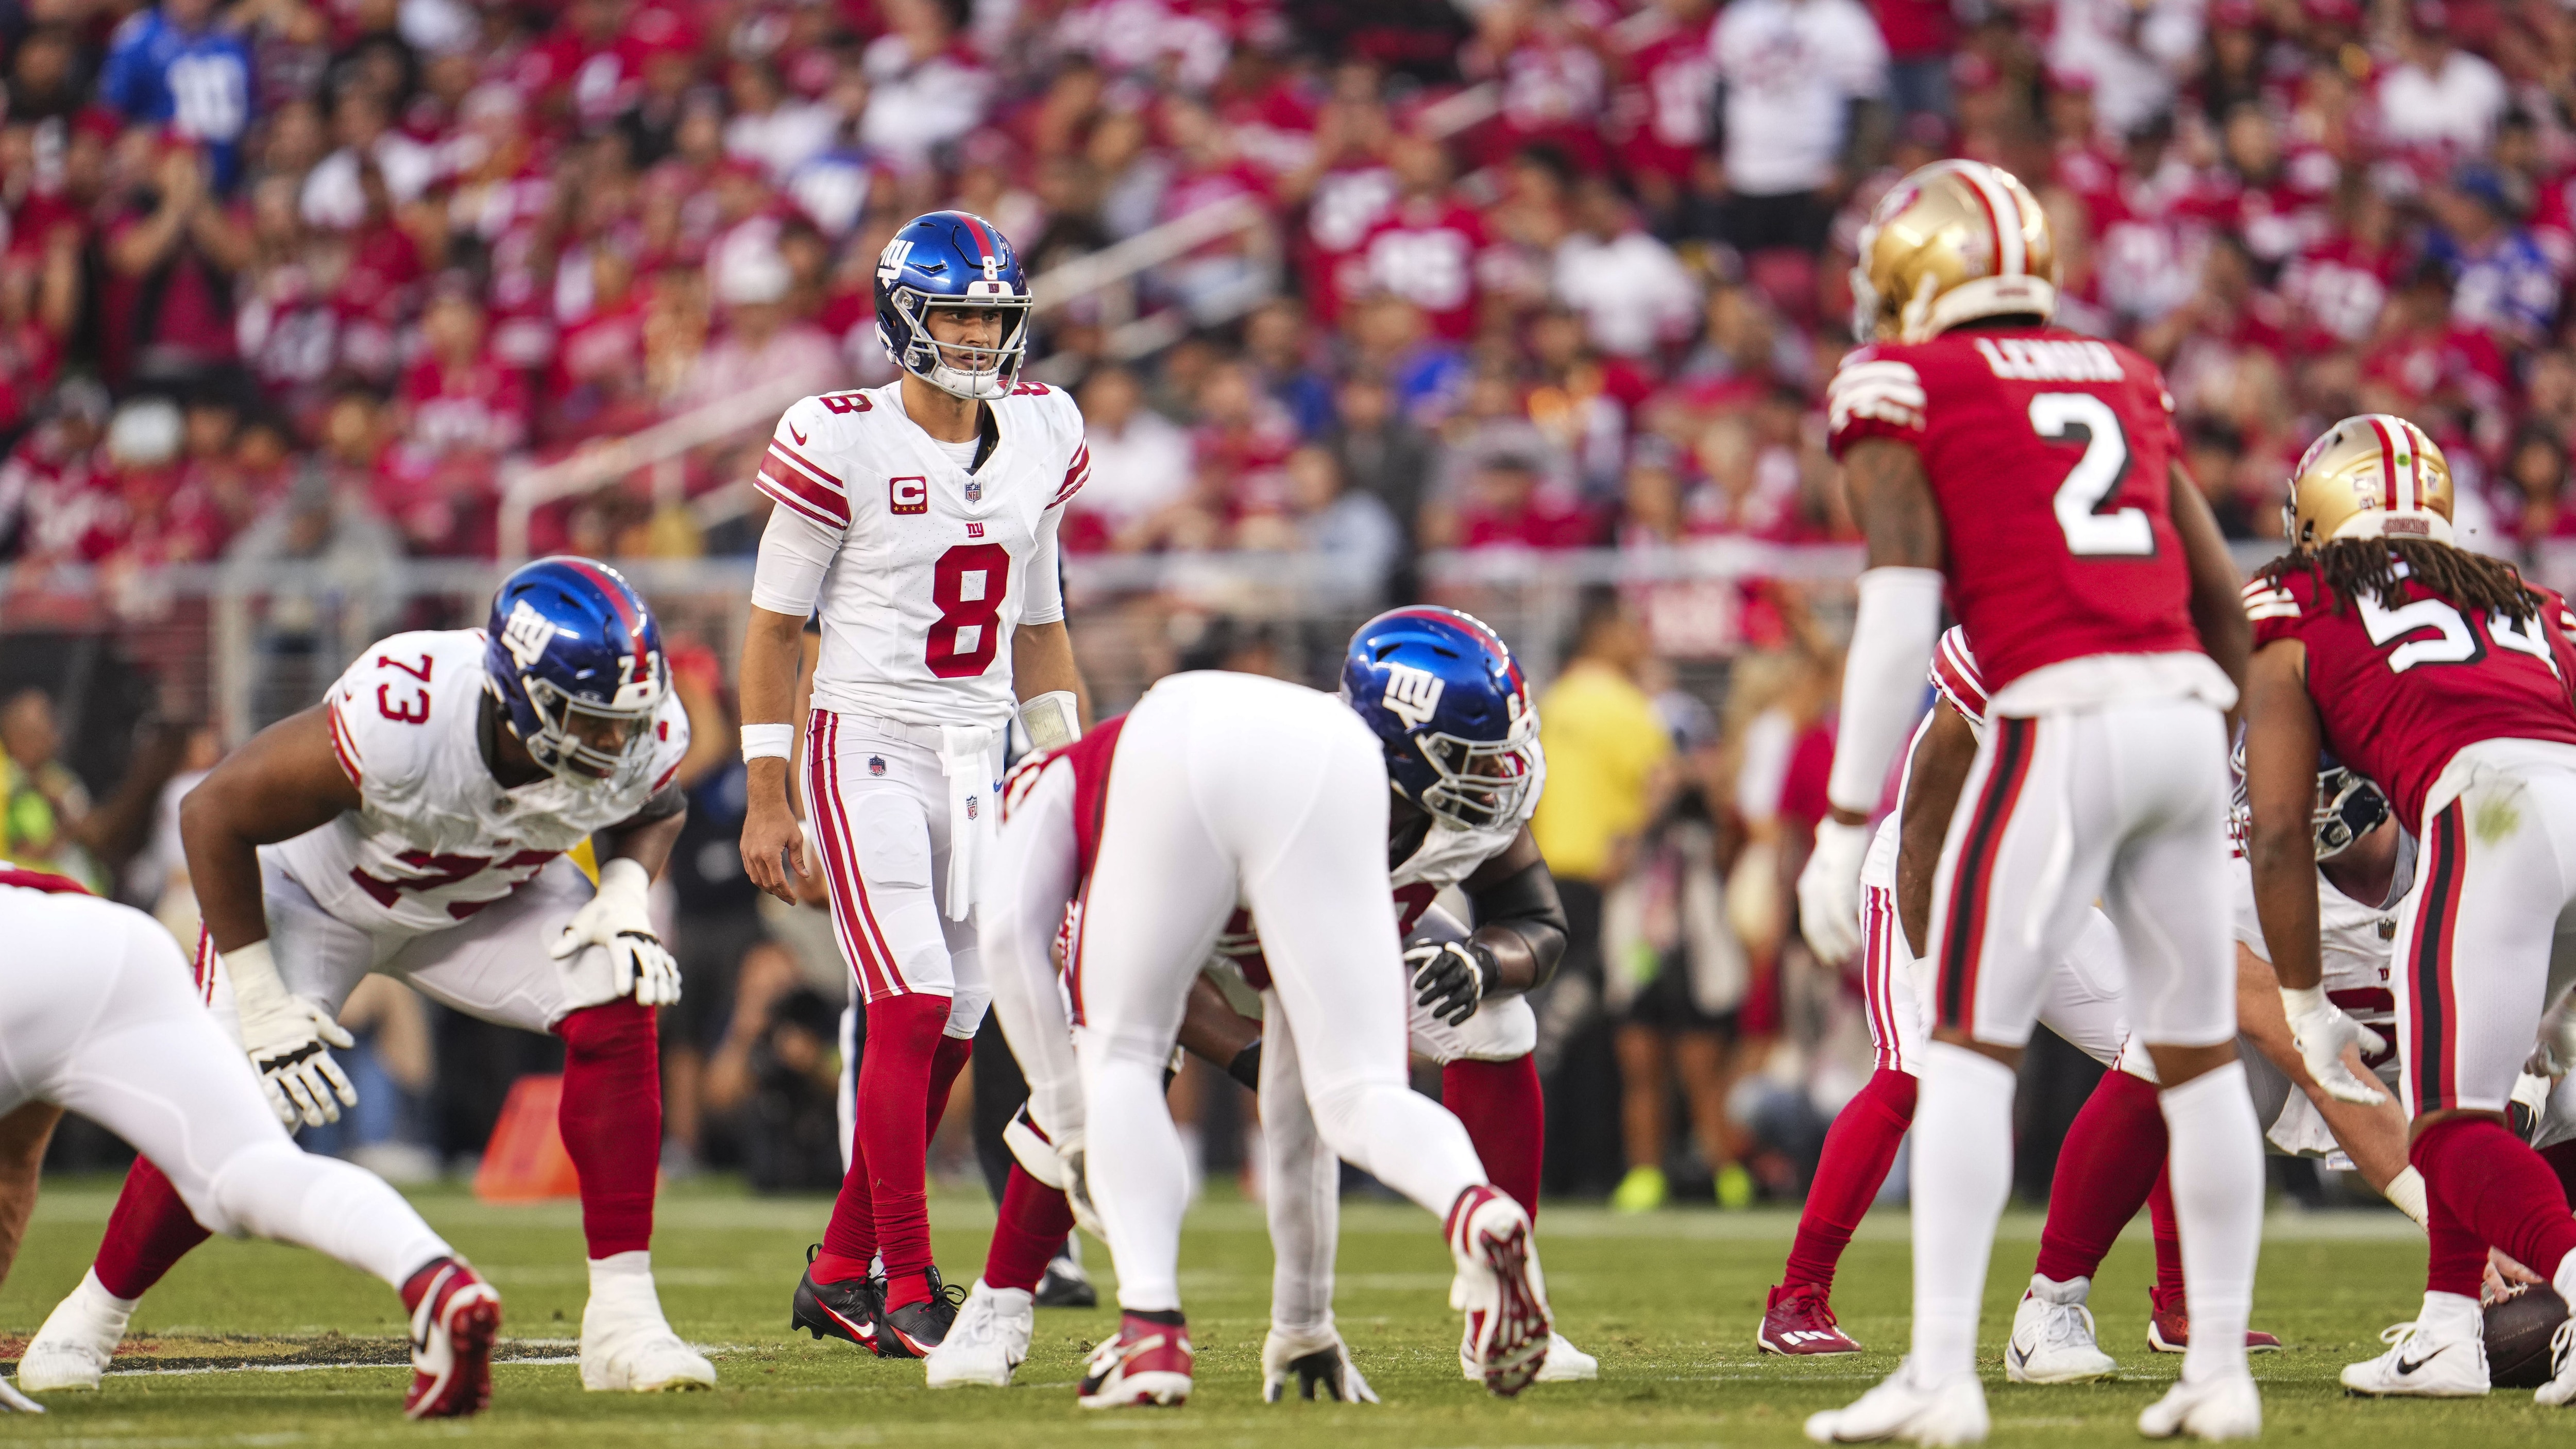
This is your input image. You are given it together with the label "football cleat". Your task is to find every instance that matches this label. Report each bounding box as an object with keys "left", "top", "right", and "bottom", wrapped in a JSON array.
[
  {"left": 1447, "top": 1184, "right": 1553, "bottom": 1396},
  {"left": 2341, "top": 1315, "right": 2489, "bottom": 1396},
  {"left": 1804, "top": 1358, "right": 1989, "bottom": 1445},
  {"left": 1036, "top": 1250, "right": 1098, "bottom": 1309},
  {"left": 1760, "top": 1283, "right": 1863, "bottom": 1356},
  {"left": 1079, "top": 1312, "right": 1193, "bottom": 1408},
  {"left": 2005, "top": 1275, "right": 2116, "bottom": 1384},
  {"left": 790, "top": 1244, "right": 884, "bottom": 1353},
  {"left": 878, "top": 1267, "right": 968, "bottom": 1358},
  {"left": 1459, "top": 1328, "right": 1599, "bottom": 1381},
  {"left": 580, "top": 1268, "right": 715, "bottom": 1392},
  {"left": 2146, "top": 1286, "right": 2280, "bottom": 1354},
  {"left": 925, "top": 1280, "right": 1032, "bottom": 1389},
  {"left": 2536, "top": 1317, "right": 2576, "bottom": 1405},
  {"left": 15, "top": 1269, "right": 135, "bottom": 1392},
  {"left": 403, "top": 1258, "right": 501, "bottom": 1420},
  {"left": 1264, "top": 1325, "right": 1378, "bottom": 1402},
  {"left": 2139, "top": 1372, "right": 2262, "bottom": 1441}
]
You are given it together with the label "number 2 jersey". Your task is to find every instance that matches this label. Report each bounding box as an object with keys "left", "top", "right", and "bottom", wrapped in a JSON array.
[
  {"left": 272, "top": 629, "right": 690, "bottom": 933},
  {"left": 1826, "top": 326, "right": 2202, "bottom": 699},
  {"left": 750, "top": 380, "right": 1088, "bottom": 732},
  {"left": 2244, "top": 563, "right": 2576, "bottom": 829}
]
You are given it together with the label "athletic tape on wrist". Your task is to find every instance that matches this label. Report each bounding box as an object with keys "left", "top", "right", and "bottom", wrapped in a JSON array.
[{"left": 741, "top": 723, "right": 793, "bottom": 762}]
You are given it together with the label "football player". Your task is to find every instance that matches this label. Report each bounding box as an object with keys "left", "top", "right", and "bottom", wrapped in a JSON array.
[
  {"left": 0, "top": 867, "right": 499, "bottom": 1419},
  {"left": 735, "top": 209, "right": 1091, "bottom": 1359},
  {"left": 19, "top": 559, "right": 708, "bottom": 1395},
  {"left": 2240, "top": 416, "right": 2576, "bottom": 1403},
  {"left": 980, "top": 670, "right": 1552, "bottom": 1408},
  {"left": 1798, "top": 159, "right": 2262, "bottom": 1443}
]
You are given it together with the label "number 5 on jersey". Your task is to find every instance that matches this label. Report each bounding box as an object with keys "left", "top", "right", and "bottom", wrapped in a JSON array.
[{"left": 928, "top": 543, "right": 1011, "bottom": 678}]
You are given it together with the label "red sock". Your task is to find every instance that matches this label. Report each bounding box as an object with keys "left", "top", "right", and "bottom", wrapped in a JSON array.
[
  {"left": 554, "top": 1000, "right": 662, "bottom": 1259},
  {"left": 1444, "top": 1056, "right": 1545, "bottom": 1222},
  {"left": 984, "top": 1164, "right": 1076, "bottom": 1294},
  {"left": 2032, "top": 1068, "right": 2166, "bottom": 1284},
  {"left": 2425, "top": 1170, "right": 2489, "bottom": 1299},
  {"left": 835, "top": 992, "right": 948, "bottom": 1310},
  {"left": 93, "top": 1156, "right": 212, "bottom": 1300},
  {"left": 2147, "top": 1170, "right": 2184, "bottom": 1304},
  {"left": 2542, "top": 1140, "right": 2576, "bottom": 1209},
  {"left": 926, "top": 1032, "right": 973, "bottom": 1137},
  {"left": 2413, "top": 1116, "right": 2576, "bottom": 1290},
  {"left": 1782, "top": 1067, "right": 1917, "bottom": 1291}
]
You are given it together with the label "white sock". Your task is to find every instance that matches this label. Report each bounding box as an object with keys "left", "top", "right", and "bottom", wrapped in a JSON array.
[
  {"left": 209, "top": 1141, "right": 452, "bottom": 1290},
  {"left": 588, "top": 1250, "right": 664, "bottom": 1316},
  {"left": 2159, "top": 1060, "right": 2263, "bottom": 1387},
  {"left": 2419, "top": 1290, "right": 2480, "bottom": 1338},
  {"left": 1909, "top": 1041, "right": 2018, "bottom": 1383},
  {"left": 2029, "top": 1273, "right": 2089, "bottom": 1305},
  {"left": 78, "top": 1267, "right": 140, "bottom": 1316},
  {"left": 1084, "top": 1055, "right": 1191, "bottom": 1312}
]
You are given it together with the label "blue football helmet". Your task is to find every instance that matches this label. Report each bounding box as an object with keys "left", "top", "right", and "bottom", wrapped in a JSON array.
[
  {"left": 483, "top": 557, "right": 669, "bottom": 788},
  {"left": 2227, "top": 737, "right": 2391, "bottom": 860},
  {"left": 873, "top": 209, "right": 1031, "bottom": 400},
  {"left": 1341, "top": 607, "right": 1541, "bottom": 832}
]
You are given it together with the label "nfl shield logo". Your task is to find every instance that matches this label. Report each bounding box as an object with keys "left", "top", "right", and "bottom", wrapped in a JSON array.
[
  {"left": 964, "top": 478, "right": 982, "bottom": 502},
  {"left": 965, "top": 795, "right": 979, "bottom": 820},
  {"left": 868, "top": 756, "right": 886, "bottom": 776}
]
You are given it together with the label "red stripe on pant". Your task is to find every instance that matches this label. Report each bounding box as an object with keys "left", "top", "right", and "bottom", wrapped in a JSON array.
[
  {"left": 1937, "top": 716, "right": 2037, "bottom": 1037},
  {"left": 807, "top": 711, "right": 903, "bottom": 1001},
  {"left": 2405, "top": 804, "right": 2467, "bottom": 1115}
]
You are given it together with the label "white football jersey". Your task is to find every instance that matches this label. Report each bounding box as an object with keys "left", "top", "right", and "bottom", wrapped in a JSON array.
[
  {"left": 270, "top": 629, "right": 690, "bottom": 934},
  {"left": 1388, "top": 754, "right": 1545, "bottom": 934},
  {"left": 754, "top": 380, "right": 1087, "bottom": 731},
  {"left": 2228, "top": 854, "right": 2401, "bottom": 1047}
]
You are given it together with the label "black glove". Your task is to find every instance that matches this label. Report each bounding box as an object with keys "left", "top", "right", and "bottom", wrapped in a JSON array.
[{"left": 1406, "top": 939, "right": 1499, "bottom": 1027}]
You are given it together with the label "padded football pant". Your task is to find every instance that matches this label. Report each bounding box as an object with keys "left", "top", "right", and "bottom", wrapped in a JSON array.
[
  {"left": 1857, "top": 877, "right": 2137, "bottom": 1076},
  {"left": 0, "top": 888, "right": 450, "bottom": 1288},
  {"left": 1073, "top": 672, "right": 1489, "bottom": 1313}
]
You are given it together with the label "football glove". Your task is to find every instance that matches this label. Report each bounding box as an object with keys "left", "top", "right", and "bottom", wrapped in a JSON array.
[
  {"left": 2279, "top": 984, "right": 2389, "bottom": 1105},
  {"left": 226, "top": 939, "right": 358, "bottom": 1128},
  {"left": 1795, "top": 817, "right": 1873, "bottom": 965},
  {"left": 552, "top": 856, "right": 681, "bottom": 1007},
  {"left": 1407, "top": 939, "right": 1498, "bottom": 1027},
  {"left": 1261, "top": 1328, "right": 1379, "bottom": 1404}
]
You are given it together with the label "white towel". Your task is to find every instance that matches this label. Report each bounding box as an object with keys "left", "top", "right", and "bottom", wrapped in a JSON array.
[{"left": 940, "top": 723, "right": 1000, "bottom": 921}]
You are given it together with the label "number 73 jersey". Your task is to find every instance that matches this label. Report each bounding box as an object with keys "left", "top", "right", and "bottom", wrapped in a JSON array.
[
  {"left": 754, "top": 379, "right": 1088, "bottom": 730},
  {"left": 1826, "top": 326, "right": 2200, "bottom": 696},
  {"left": 2244, "top": 567, "right": 2576, "bottom": 829}
]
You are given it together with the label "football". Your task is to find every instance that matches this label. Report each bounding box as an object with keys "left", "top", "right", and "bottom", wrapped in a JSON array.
[{"left": 2485, "top": 1284, "right": 2571, "bottom": 1389}]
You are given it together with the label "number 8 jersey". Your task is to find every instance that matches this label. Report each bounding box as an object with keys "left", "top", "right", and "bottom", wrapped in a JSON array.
[
  {"left": 750, "top": 379, "right": 1088, "bottom": 730},
  {"left": 1825, "top": 326, "right": 2199, "bottom": 697}
]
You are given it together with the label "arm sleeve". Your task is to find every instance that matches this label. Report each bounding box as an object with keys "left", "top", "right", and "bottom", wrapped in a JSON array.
[
  {"left": 750, "top": 500, "right": 838, "bottom": 618},
  {"left": 981, "top": 760, "right": 1086, "bottom": 1143},
  {"left": 1824, "top": 565, "right": 1947, "bottom": 816},
  {"left": 1020, "top": 503, "right": 1066, "bottom": 626}
]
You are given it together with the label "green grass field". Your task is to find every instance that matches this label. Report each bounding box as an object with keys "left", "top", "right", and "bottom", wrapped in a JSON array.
[{"left": 0, "top": 1175, "right": 2554, "bottom": 1446}]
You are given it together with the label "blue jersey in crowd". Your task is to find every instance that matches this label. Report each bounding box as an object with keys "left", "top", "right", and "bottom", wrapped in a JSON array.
[{"left": 99, "top": 8, "right": 255, "bottom": 189}]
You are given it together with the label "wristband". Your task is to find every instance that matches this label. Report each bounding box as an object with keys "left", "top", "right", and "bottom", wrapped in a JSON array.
[
  {"left": 1227, "top": 1039, "right": 1263, "bottom": 1091},
  {"left": 741, "top": 723, "right": 793, "bottom": 762},
  {"left": 2278, "top": 983, "right": 2329, "bottom": 1018}
]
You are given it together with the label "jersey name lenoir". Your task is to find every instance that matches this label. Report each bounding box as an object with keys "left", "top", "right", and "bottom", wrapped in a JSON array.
[
  {"left": 277, "top": 629, "right": 690, "bottom": 933},
  {"left": 755, "top": 380, "right": 1087, "bottom": 732}
]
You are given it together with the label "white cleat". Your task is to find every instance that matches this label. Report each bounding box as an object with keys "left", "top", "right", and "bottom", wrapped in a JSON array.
[
  {"left": 2340, "top": 1316, "right": 2487, "bottom": 1396},
  {"left": 2139, "top": 1372, "right": 2262, "bottom": 1441},
  {"left": 1804, "top": 1358, "right": 1989, "bottom": 1445},
  {"left": 2538, "top": 1319, "right": 2576, "bottom": 1405},
  {"left": 2004, "top": 1275, "right": 2117, "bottom": 1384},
  {"left": 579, "top": 1261, "right": 717, "bottom": 1392},
  {"left": 16, "top": 1269, "right": 135, "bottom": 1393},
  {"left": 926, "top": 1280, "right": 1033, "bottom": 1389},
  {"left": 1461, "top": 1329, "right": 1598, "bottom": 1382},
  {"left": 1263, "top": 1325, "right": 1378, "bottom": 1403}
]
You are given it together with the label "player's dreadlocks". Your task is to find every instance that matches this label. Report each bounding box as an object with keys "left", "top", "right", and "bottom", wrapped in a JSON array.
[{"left": 2259, "top": 537, "right": 2544, "bottom": 623}]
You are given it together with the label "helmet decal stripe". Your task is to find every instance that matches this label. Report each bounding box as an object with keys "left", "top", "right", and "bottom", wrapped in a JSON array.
[
  {"left": 2364, "top": 415, "right": 2402, "bottom": 512},
  {"left": 557, "top": 557, "right": 643, "bottom": 655},
  {"left": 1953, "top": 162, "right": 2023, "bottom": 277},
  {"left": 957, "top": 212, "right": 996, "bottom": 264}
]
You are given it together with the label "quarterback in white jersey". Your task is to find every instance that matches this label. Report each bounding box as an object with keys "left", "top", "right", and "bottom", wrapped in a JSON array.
[
  {"left": 738, "top": 209, "right": 1090, "bottom": 1361},
  {"left": 18, "top": 559, "right": 714, "bottom": 1399}
]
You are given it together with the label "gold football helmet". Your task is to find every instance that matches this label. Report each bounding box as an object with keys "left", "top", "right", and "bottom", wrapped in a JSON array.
[
  {"left": 1851, "top": 160, "right": 2058, "bottom": 344},
  {"left": 2284, "top": 414, "right": 2454, "bottom": 550}
]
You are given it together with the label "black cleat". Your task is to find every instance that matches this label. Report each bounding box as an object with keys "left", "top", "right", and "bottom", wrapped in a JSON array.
[
  {"left": 877, "top": 1266, "right": 969, "bottom": 1358},
  {"left": 790, "top": 1244, "right": 884, "bottom": 1353},
  {"left": 1036, "top": 1253, "right": 1098, "bottom": 1309}
]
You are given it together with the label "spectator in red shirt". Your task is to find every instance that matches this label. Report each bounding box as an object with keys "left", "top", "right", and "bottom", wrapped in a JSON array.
[
  {"left": 100, "top": 131, "right": 251, "bottom": 391},
  {"left": 1449, "top": 450, "right": 1599, "bottom": 551},
  {"left": 385, "top": 281, "right": 530, "bottom": 553},
  {"left": 1351, "top": 131, "right": 1503, "bottom": 343}
]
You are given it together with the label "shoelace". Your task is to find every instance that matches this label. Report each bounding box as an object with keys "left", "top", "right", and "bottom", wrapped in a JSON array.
[
  {"left": 2373, "top": 1320, "right": 2426, "bottom": 1361},
  {"left": 2038, "top": 1300, "right": 2098, "bottom": 1346}
]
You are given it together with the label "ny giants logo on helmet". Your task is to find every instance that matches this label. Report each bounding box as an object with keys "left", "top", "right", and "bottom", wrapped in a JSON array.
[
  {"left": 1380, "top": 662, "right": 1446, "bottom": 730},
  {"left": 877, "top": 238, "right": 914, "bottom": 284},
  {"left": 500, "top": 599, "right": 558, "bottom": 669}
]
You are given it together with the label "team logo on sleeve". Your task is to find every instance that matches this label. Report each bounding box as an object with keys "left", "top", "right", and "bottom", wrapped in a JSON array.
[
  {"left": 500, "top": 599, "right": 560, "bottom": 668},
  {"left": 890, "top": 477, "right": 928, "bottom": 515},
  {"left": 1380, "top": 663, "right": 1446, "bottom": 730}
]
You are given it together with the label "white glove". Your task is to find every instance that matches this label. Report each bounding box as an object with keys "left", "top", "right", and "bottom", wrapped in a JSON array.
[
  {"left": 226, "top": 939, "right": 358, "bottom": 1128},
  {"left": 0, "top": 1376, "right": 40, "bottom": 1413},
  {"left": 552, "top": 857, "right": 681, "bottom": 1007},
  {"left": 1795, "top": 817, "right": 1874, "bottom": 965},
  {"left": 2528, "top": 1002, "right": 2576, "bottom": 1077},
  {"left": 2279, "top": 984, "right": 2389, "bottom": 1105}
]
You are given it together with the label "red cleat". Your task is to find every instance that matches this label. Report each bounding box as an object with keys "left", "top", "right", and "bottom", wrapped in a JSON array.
[
  {"left": 2146, "top": 1285, "right": 2279, "bottom": 1354},
  {"left": 1077, "top": 1312, "right": 1193, "bottom": 1408},
  {"left": 1758, "top": 1282, "right": 1863, "bottom": 1355},
  {"left": 1446, "top": 1184, "right": 1553, "bottom": 1396},
  {"left": 403, "top": 1258, "right": 501, "bottom": 1419}
]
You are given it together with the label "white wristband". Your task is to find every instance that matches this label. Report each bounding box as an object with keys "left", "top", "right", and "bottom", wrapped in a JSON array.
[
  {"left": 220, "top": 938, "right": 289, "bottom": 1011},
  {"left": 741, "top": 723, "right": 794, "bottom": 762},
  {"left": 2278, "top": 983, "right": 2329, "bottom": 1018},
  {"left": 2384, "top": 1164, "right": 2429, "bottom": 1228},
  {"left": 1020, "top": 690, "right": 1081, "bottom": 752}
]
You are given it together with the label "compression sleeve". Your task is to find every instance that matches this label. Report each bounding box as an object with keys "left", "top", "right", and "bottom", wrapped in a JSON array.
[
  {"left": 1825, "top": 566, "right": 1947, "bottom": 816},
  {"left": 749, "top": 501, "right": 838, "bottom": 618}
]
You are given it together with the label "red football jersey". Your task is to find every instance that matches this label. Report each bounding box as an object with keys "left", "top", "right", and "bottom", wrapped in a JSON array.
[
  {"left": 2245, "top": 566, "right": 2576, "bottom": 829},
  {"left": 1826, "top": 327, "right": 2201, "bottom": 695}
]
